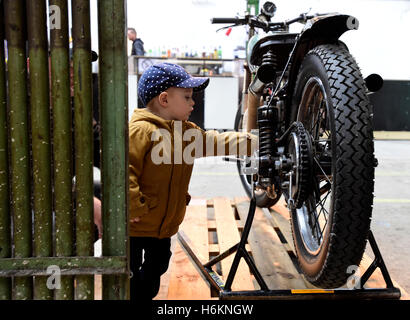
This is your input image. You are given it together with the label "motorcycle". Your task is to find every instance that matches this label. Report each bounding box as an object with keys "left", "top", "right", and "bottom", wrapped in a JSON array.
[{"left": 212, "top": 2, "right": 383, "bottom": 288}]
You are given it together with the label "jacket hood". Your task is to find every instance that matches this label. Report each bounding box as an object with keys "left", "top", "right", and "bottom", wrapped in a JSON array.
[{"left": 131, "top": 108, "right": 173, "bottom": 131}]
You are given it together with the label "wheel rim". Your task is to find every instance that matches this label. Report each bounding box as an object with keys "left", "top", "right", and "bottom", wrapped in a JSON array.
[{"left": 295, "top": 76, "right": 333, "bottom": 255}]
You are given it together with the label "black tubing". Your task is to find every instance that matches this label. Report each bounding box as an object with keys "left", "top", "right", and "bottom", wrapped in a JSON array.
[{"left": 211, "top": 17, "right": 245, "bottom": 24}]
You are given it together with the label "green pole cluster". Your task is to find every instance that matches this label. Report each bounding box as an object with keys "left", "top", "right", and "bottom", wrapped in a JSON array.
[
  {"left": 4, "top": 0, "right": 33, "bottom": 300},
  {"left": 0, "top": 0, "right": 129, "bottom": 300},
  {"left": 49, "top": 0, "right": 75, "bottom": 300},
  {"left": 98, "top": 0, "right": 129, "bottom": 300},
  {"left": 26, "top": 0, "right": 53, "bottom": 300},
  {"left": 71, "top": 0, "right": 94, "bottom": 300},
  {"left": 0, "top": 0, "right": 12, "bottom": 301}
]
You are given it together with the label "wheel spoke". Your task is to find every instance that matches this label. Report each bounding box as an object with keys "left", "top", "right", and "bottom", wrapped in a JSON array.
[
  {"left": 310, "top": 187, "right": 331, "bottom": 242},
  {"left": 317, "top": 191, "right": 330, "bottom": 220},
  {"left": 314, "top": 157, "right": 332, "bottom": 185},
  {"left": 311, "top": 97, "right": 322, "bottom": 136},
  {"left": 311, "top": 93, "right": 325, "bottom": 138},
  {"left": 310, "top": 206, "right": 322, "bottom": 241},
  {"left": 319, "top": 219, "right": 328, "bottom": 242}
]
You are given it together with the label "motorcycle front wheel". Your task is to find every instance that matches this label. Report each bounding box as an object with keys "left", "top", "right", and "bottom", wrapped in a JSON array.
[{"left": 290, "top": 43, "right": 375, "bottom": 288}]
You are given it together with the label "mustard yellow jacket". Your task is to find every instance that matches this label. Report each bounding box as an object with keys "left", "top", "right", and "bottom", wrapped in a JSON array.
[{"left": 129, "top": 108, "right": 257, "bottom": 238}]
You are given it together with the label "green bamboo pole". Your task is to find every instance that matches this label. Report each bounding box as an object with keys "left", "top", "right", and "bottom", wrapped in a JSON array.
[
  {"left": 72, "top": 0, "right": 94, "bottom": 300},
  {"left": 4, "top": 0, "right": 33, "bottom": 300},
  {"left": 0, "top": 0, "right": 12, "bottom": 300},
  {"left": 98, "top": 0, "right": 129, "bottom": 300},
  {"left": 49, "top": 0, "right": 74, "bottom": 300},
  {"left": 26, "top": 0, "right": 53, "bottom": 300}
]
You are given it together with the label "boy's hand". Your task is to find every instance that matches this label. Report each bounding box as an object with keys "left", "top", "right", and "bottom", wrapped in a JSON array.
[
  {"left": 130, "top": 217, "right": 141, "bottom": 224},
  {"left": 93, "top": 197, "right": 103, "bottom": 239}
]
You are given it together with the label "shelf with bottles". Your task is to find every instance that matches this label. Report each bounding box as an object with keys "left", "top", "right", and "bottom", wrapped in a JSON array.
[
  {"left": 129, "top": 55, "right": 241, "bottom": 77},
  {"left": 145, "top": 45, "right": 224, "bottom": 60}
]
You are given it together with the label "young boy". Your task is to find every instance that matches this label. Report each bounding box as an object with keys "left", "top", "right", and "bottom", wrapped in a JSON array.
[{"left": 129, "top": 62, "right": 257, "bottom": 300}]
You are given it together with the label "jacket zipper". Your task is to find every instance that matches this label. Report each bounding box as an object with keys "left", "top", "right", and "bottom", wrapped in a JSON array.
[{"left": 158, "top": 120, "right": 175, "bottom": 237}]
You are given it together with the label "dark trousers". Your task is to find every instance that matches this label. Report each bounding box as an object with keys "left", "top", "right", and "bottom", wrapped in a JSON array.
[{"left": 130, "top": 236, "right": 172, "bottom": 300}]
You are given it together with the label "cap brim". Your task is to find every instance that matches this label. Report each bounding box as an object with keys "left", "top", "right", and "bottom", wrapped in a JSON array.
[{"left": 175, "top": 77, "right": 210, "bottom": 92}]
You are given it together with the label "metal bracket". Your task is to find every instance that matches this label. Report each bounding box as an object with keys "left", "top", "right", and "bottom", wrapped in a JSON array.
[{"left": 177, "top": 195, "right": 401, "bottom": 300}]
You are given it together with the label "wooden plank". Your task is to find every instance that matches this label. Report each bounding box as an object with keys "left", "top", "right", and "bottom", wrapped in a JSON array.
[
  {"left": 234, "top": 197, "right": 307, "bottom": 290},
  {"left": 267, "top": 206, "right": 295, "bottom": 253},
  {"left": 271, "top": 196, "right": 290, "bottom": 220},
  {"left": 166, "top": 241, "right": 211, "bottom": 300},
  {"left": 209, "top": 244, "right": 219, "bottom": 255},
  {"left": 207, "top": 220, "right": 216, "bottom": 230},
  {"left": 94, "top": 240, "right": 102, "bottom": 300},
  {"left": 236, "top": 220, "right": 244, "bottom": 229},
  {"left": 167, "top": 198, "right": 211, "bottom": 299},
  {"left": 213, "top": 197, "right": 254, "bottom": 291},
  {"left": 94, "top": 275, "right": 102, "bottom": 300}
]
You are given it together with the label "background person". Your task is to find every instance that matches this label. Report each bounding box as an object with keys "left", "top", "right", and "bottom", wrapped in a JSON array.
[{"left": 127, "top": 27, "right": 145, "bottom": 56}]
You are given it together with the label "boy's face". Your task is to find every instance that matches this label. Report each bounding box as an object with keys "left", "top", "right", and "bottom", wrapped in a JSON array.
[{"left": 165, "top": 87, "right": 195, "bottom": 121}]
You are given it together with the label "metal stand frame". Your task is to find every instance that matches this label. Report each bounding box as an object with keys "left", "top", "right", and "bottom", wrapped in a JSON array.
[{"left": 178, "top": 195, "right": 401, "bottom": 300}]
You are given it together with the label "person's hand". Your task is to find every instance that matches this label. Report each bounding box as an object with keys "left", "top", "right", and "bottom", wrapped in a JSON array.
[
  {"left": 130, "top": 217, "right": 141, "bottom": 224},
  {"left": 93, "top": 197, "right": 103, "bottom": 239}
]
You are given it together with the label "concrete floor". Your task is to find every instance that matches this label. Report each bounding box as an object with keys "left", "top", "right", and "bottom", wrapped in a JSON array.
[{"left": 188, "top": 140, "right": 410, "bottom": 296}]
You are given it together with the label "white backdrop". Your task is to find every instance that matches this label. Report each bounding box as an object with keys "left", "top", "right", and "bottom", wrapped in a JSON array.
[
  {"left": 85, "top": 0, "right": 410, "bottom": 79},
  {"left": 122, "top": 0, "right": 410, "bottom": 80}
]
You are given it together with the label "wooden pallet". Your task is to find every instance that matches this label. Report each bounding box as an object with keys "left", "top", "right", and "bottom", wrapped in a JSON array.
[{"left": 154, "top": 196, "right": 409, "bottom": 300}]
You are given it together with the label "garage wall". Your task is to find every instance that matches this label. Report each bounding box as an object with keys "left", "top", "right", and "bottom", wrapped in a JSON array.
[{"left": 371, "top": 80, "right": 410, "bottom": 131}]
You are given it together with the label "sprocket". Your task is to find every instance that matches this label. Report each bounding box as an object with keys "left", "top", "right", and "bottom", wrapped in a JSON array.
[{"left": 287, "top": 122, "right": 313, "bottom": 208}]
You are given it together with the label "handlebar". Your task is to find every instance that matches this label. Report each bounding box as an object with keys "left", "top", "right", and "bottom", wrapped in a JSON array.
[
  {"left": 210, "top": 17, "right": 247, "bottom": 24},
  {"left": 211, "top": 13, "right": 320, "bottom": 32},
  {"left": 285, "top": 14, "right": 315, "bottom": 25}
]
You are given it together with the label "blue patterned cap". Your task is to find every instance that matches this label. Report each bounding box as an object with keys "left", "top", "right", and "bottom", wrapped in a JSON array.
[{"left": 138, "top": 62, "right": 210, "bottom": 105}]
